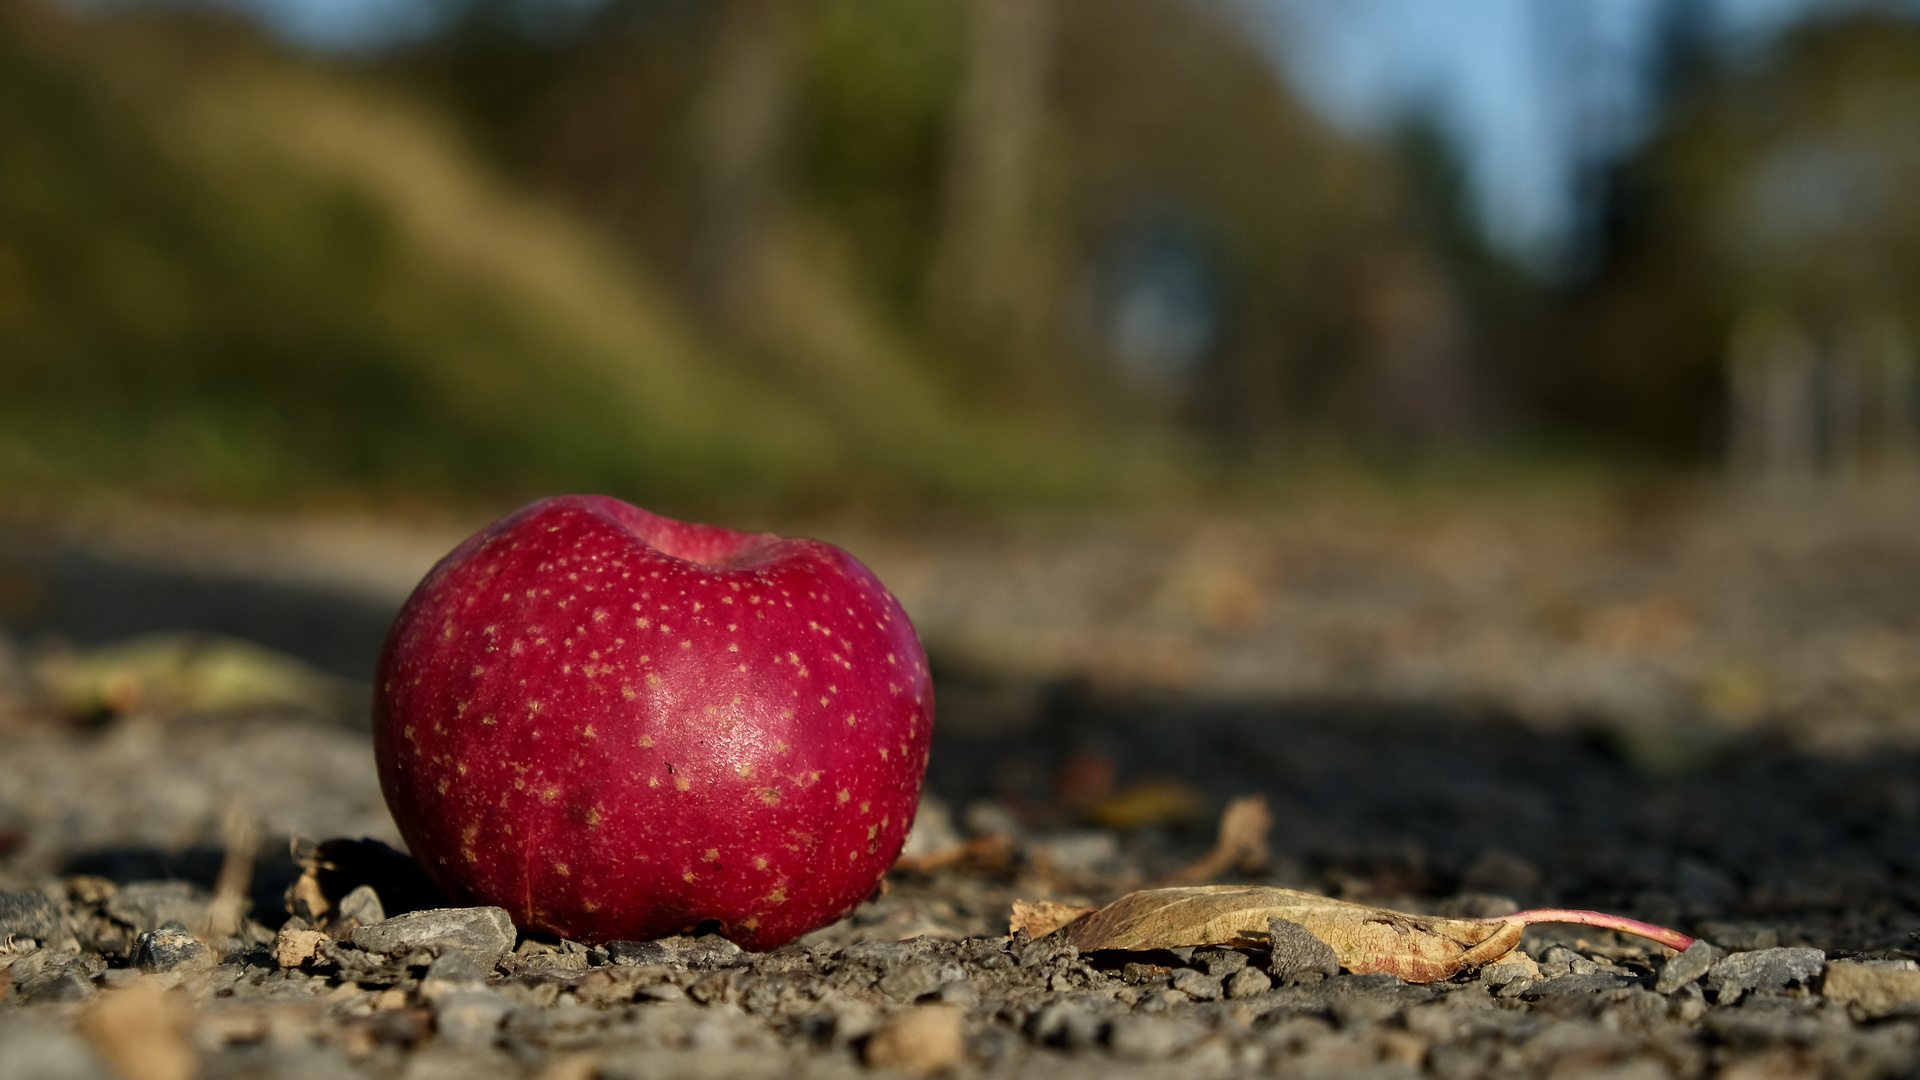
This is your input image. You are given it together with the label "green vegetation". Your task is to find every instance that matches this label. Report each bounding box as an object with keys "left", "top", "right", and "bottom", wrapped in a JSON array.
[{"left": 6, "top": 0, "right": 1920, "bottom": 513}]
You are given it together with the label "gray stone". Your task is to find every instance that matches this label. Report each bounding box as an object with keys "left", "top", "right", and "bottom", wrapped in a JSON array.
[
  {"left": 419, "top": 948, "right": 488, "bottom": 1001},
  {"left": 1196, "top": 948, "right": 1248, "bottom": 977},
  {"left": 1108, "top": 1015, "right": 1204, "bottom": 1060},
  {"left": 104, "top": 882, "right": 206, "bottom": 935},
  {"left": 1707, "top": 947, "right": 1825, "bottom": 998},
  {"left": 1268, "top": 917, "right": 1340, "bottom": 984},
  {"left": 134, "top": 922, "right": 211, "bottom": 972},
  {"left": 1170, "top": 967, "right": 1222, "bottom": 1001},
  {"left": 605, "top": 934, "right": 744, "bottom": 970},
  {"left": 1226, "top": 966, "right": 1272, "bottom": 998},
  {"left": 1520, "top": 971, "right": 1641, "bottom": 999},
  {"left": 16, "top": 958, "right": 99, "bottom": 1004},
  {"left": 335, "top": 884, "right": 385, "bottom": 927},
  {"left": 877, "top": 960, "right": 944, "bottom": 1002},
  {"left": 1655, "top": 939, "right": 1721, "bottom": 994},
  {"left": 433, "top": 989, "right": 512, "bottom": 1048},
  {"left": 350, "top": 906, "right": 514, "bottom": 970},
  {"left": 1823, "top": 958, "right": 1920, "bottom": 1017},
  {"left": 0, "top": 890, "right": 63, "bottom": 944},
  {"left": 1026, "top": 999, "right": 1102, "bottom": 1048}
]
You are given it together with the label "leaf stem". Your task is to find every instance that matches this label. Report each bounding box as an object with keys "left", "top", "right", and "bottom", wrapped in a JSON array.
[{"left": 1470, "top": 908, "right": 1693, "bottom": 951}]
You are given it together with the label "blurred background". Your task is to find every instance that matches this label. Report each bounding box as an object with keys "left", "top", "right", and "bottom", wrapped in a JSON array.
[
  {"left": 7, "top": 0, "right": 1920, "bottom": 511},
  {"left": 6, "top": 0, "right": 1920, "bottom": 961},
  {"left": 10, "top": 0, "right": 1920, "bottom": 738}
]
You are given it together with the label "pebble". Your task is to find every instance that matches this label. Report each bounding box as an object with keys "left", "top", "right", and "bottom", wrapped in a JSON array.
[
  {"left": 333, "top": 884, "right": 385, "bottom": 928},
  {"left": 133, "top": 923, "right": 211, "bottom": 973},
  {"left": 1654, "top": 939, "right": 1721, "bottom": 994},
  {"left": 1267, "top": 917, "right": 1340, "bottom": 985},
  {"left": 1108, "top": 1014, "right": 1205, "bottom": 1060},
  {"left": 1026, "top": 999, "right": 1103, "bottom": 1047},
  {"left": 1706, "top": 947, "right": 1826, "bottom": 1000},
  {"left": 864, "top": 1005, "right": 965, "bottom": 1077},
  {"left": 0, "top": 890, "right": 63, "bottom": 944},
  {"left": 1169, "top": 967, "right": 1222, "bottom": 1001},
  {"left": 104, "top": 883, "right": 207, "bottom": 936},
  {"left": 432, "top": 989, "right": 512, "bottom": 1048},
  {"left": 1822, "top": 959, "right": 1920, "bottom": 1017},
  {"left": 604, "top": 934, "right": 744, "bottom": 970},
  {"left": 348, "top": 906, "right": 515, "bottom": 970},
  {"left": 273, "top": 927, "right": 327, "bottom": 969},
  {"left": 1225, "top": 966, "right": 1272, "bottom": 998}
]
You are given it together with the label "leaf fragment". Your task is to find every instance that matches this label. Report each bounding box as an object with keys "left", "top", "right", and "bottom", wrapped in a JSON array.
[
  {"left": 1159, "top": 795, "right": 1271, "bottom": 884},
  {"left": 1056, "top": 885, "right": 1694, "bottom": 984},
  {"left": 1009, "top": 899, "right": 1097, "bottom": 939},
  {"left": 1067, "top": 885, "right": 1522, "bottom": 983}
]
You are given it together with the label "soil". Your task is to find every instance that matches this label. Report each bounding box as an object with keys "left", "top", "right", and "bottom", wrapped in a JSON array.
[{"left": 3, "top": 492, "right": 1920, "bottom": 1079}]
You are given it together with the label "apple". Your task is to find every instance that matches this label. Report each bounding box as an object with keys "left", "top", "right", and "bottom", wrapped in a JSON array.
[{"left": 372, "top": 495, "right": 934, "bottom": 951}]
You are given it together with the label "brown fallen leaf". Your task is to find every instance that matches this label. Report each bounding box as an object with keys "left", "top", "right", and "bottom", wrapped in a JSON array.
[
  {"left": 1160, "top": 795, "right": 1271, "bottom": 884},
  {"left": 1010, "top": 899, "right": 1098, "bottom": 938},
  {"left": 1061, "top": 885, "right": 1692, "bottom": 984}
]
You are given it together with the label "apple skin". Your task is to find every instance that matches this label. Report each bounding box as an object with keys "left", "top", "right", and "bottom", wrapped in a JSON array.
[{"left": 372, "top": 495, "right": 933, "bottom": 951}]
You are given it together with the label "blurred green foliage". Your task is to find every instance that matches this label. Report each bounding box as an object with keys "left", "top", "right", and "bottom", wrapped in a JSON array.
[{"left": 5, "top": 0, "right": 1920, "bottom": 511}]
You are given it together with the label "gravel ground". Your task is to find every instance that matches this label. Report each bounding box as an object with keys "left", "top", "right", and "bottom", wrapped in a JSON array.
[{"left": 3, "top": 497, "right": 1920, "bottom": 1078}]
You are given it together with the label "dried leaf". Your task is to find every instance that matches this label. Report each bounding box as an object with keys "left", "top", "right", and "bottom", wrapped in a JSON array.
[
  {"left": 1160, "top": 795, "right": 1271, "bottom": 884},
  {"left": 1010, "top": 899, "right": 1098, "bottom": 939},
  {"left": 1064, "top": 886, "right": 1694, "bottom": 984},
  {"left": 1068, "top": 885, "right": 1522, "bottom": 983}
]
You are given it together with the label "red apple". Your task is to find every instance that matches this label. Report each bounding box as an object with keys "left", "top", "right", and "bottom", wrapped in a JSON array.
[{"left": 372, "top": 495, "right": 934, "bottom": 951}]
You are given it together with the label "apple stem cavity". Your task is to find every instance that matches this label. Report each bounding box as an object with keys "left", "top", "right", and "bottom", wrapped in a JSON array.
[{"left": 1470, "top": 908, "right": 1694, "bottom": 952}]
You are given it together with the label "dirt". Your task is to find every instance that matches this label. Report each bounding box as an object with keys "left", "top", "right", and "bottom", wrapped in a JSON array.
[{"left": 3, "top": 491, "right": 1920, "bottom": 1078}]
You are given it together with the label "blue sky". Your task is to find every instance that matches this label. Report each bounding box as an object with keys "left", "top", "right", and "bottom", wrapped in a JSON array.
[
  {"left": 1243, "top": 0, "right": 1889, "bottom": 264},
  {"left": 82, "top": 0, "right": 1900, "bottom": 263}
]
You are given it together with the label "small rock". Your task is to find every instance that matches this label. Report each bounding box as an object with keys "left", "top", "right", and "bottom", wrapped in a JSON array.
[
  {"left": 877, "top": 960, "right": 946, "bottom": 1002},
  {"left": 1521, "top": 971, "right": 1641, "bottom": 999},
  {"left": 604, "top": 934, "right": 744, "bottom": 970},
  {"left": 1026, "top": 1000, "right": 1102, "bottom": 1047},
  {"left": 1822, "top": 959, "right": 1920, "bottom": 1017},
  {"left": 274, "top": 927, "right": 328, "bottom": 969},
  {"left": 349, "top": 906, "right": 514, "bottom": 971},
  {"left": 1268, "top": 917, "right": 1340, "bottom": 985},
  {"left": 1669, "top": 982, "right": 1709, "bottom": 1023},
  {"left": 0, "top": 890, "right": 63, "bottom": 943},
  {"left": 1196, "top": 948, "right": 1248, "bottom": 977},
  {"left": 134, "top": 922, "right": 212, "bottom": 973},
  {"left": 433, "top": 989, "right": 511, "bottom": 1048},
  {"left": 1225, "top": 967, "right": 1272, "bottom": 998},
  {"left": 1706, "top": 947, "right": 1825, "bottom": 999},
  {"left": 934, "top": 981, "right": 977, "bottom": 1008},
  {"left": 864, "top": 1005, "right": 964, "bottom": 1077},
  {"left": 335, "top": 885, "right": 385, "bottom": 928},
  {"left": 1495, "top": 977, "right": 1533, "bottom": 999},
  {"left": 1170, "top": 967, "right": 1222, "bottom": 1001},
  {"left": 104, "top": 882, "right": 206, "bottom": 936},
  {"left": 22, "top": 968, "right": 98, "bottom": 1003},
  {"left": 1655, "top": 940, "right": 1721, "bottom": 994},
  {"left": 1108, "top": 1015, "right": 1204, "bottom": 1061},
  {"left": 1479, "top": 954, "right": 1540, "bottom": 988}
]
